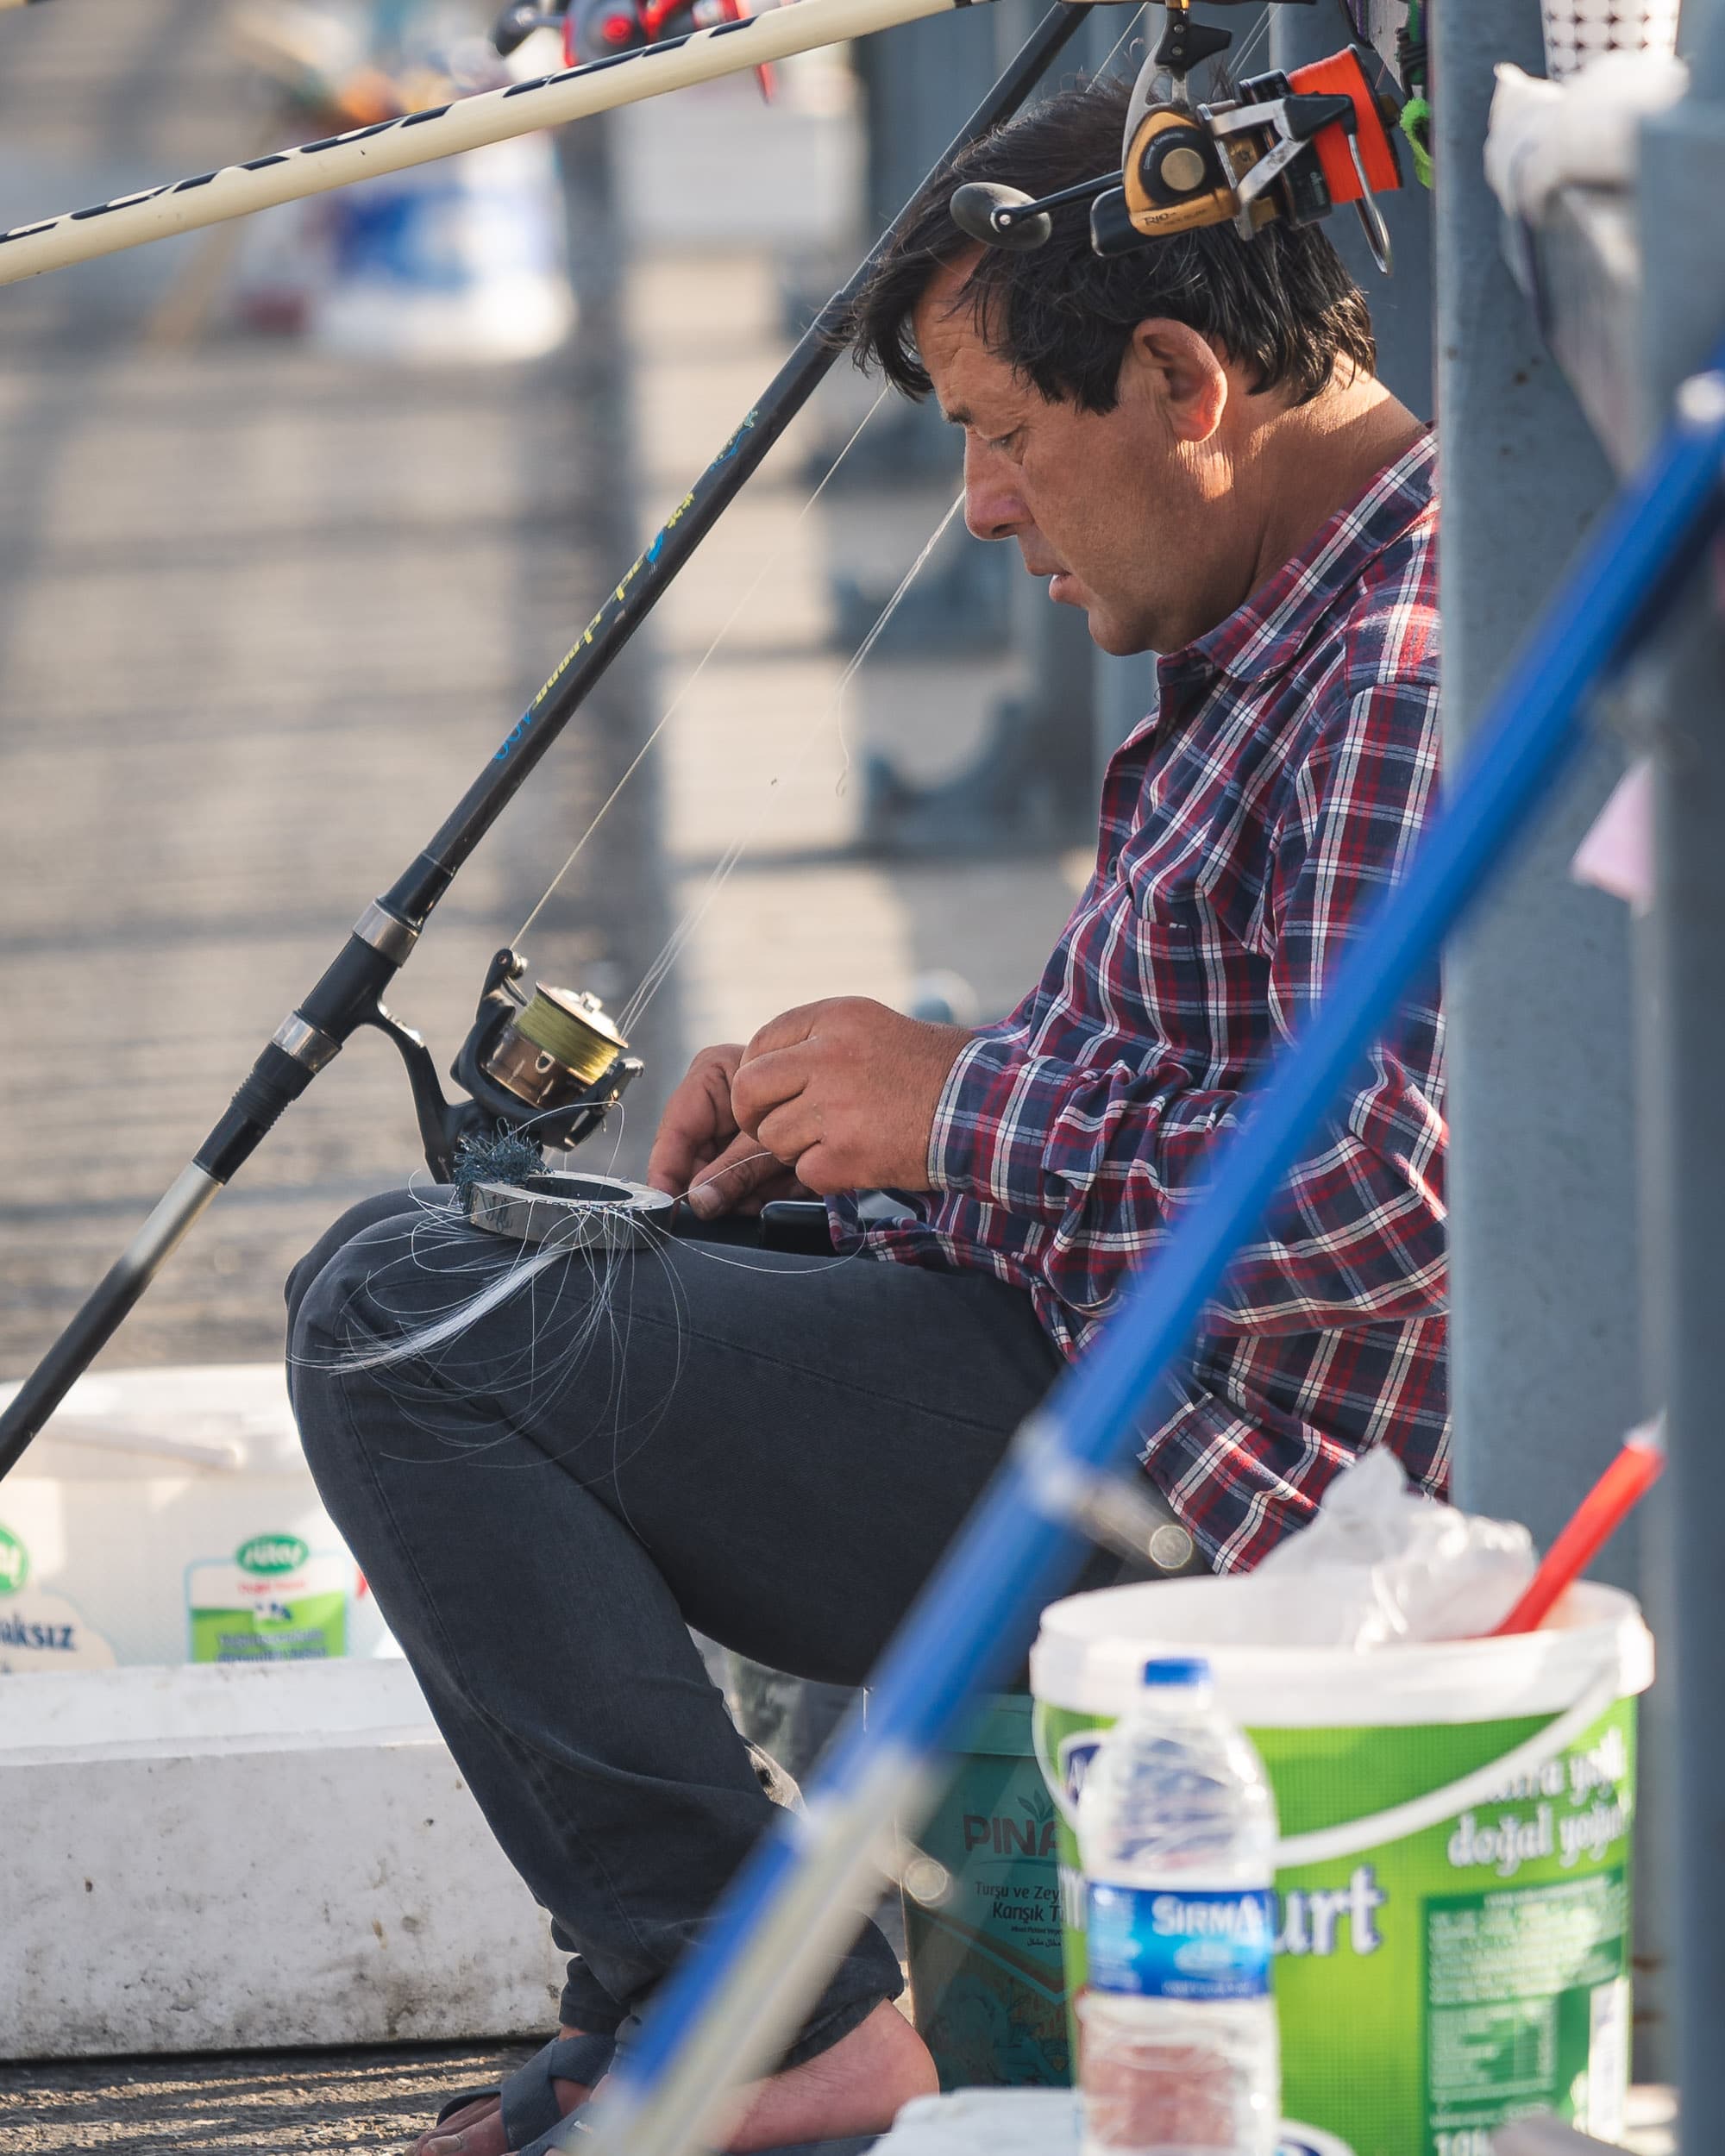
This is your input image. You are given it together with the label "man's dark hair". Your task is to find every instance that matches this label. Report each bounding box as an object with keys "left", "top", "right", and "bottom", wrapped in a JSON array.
[{"left": 845, "top": 75, "right": 1377, "bottom": 413}]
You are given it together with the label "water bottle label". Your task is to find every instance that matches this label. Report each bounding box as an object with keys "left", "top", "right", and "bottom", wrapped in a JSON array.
[{"left": 1087, "top": 1883, "right": 1276, "bottom": 2001}]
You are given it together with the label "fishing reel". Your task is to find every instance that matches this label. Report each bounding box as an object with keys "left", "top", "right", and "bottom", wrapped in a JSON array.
[
  {"left": 952, "top": 34, "right": 1401, "bottom": 276},
  {"left": 372, "top": 947, "right": 641, "bottom": 1183}
]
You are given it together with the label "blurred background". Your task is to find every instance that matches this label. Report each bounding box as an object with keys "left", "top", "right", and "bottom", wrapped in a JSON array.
[{"left": 0, "top": 0, "right": 1224, "bottom": 1381}]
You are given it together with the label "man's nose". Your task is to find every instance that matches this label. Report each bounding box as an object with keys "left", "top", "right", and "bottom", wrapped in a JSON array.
[{"left": 963, "top": 436, "right": 1026, "bottom": 542}]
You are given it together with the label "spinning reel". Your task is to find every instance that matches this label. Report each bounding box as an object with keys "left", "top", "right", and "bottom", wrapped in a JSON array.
[
  {"left": 369, "top": 947, "right": 640, "bottom": 1184},
  {"left": 951, "top": 12, "right": 1402, "bottom": 276}
]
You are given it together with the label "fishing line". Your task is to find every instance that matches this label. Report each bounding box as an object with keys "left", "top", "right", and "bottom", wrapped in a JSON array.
[
  {"left": 297, "top": 7, "right": 1108, "bottom": 1412},
  {"left": 342, "top": 332, "right": 988, "bottom": 1399},
  {"left": 602, "top": 12, "right": 1158, "bottom": 1037},
  {"left": 1230, "top": 3, "right": 1273, "bottom": 78},
  {"left": 513, "top": 385, "right": 893, "bottom": 946},
  {"left": 511, "top": 8, "right": 1145, "bottom": 969},
  {"left": 1097, "top": 3, "right": 1150, "bottom": 80},
  {"left": 617, "top": 491, "right": 968, "bottom": 1037},
  {"left": 321, "top": 1146, "right": 855, "bottom": 1379}
]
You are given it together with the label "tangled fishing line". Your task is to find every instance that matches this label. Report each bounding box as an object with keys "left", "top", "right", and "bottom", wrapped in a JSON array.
[
  {"left": 307, "top": 13, "right": 1172, "bottom": 1420},
  {"left": 306, "top": 425, "right": 953, "bottom": 1420}
]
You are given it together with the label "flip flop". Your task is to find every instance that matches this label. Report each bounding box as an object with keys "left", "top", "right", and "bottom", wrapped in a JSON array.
[
  {"left": 430, "top": 1745, "right": 800, "bottom": 2148},
  {"left": 430, "top": 2029, "right": 618, "bottom": 2146}
]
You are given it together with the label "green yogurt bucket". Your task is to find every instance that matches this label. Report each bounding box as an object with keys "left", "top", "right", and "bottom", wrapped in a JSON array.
[
  {"left": 1030, "top": 1577, "right": 1653, "bottom": 2156},
  {"left": 902, "top": 1692, "right": 1071, "bottom": 2090}
]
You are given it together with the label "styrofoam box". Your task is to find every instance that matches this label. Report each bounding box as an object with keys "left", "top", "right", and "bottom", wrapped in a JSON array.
[
  {"left": 0, "top": 1363, "right": 393, "bottom": 1670},
  {"left": 2, "top": 1658, "right": 565, "bottom": 2057}
]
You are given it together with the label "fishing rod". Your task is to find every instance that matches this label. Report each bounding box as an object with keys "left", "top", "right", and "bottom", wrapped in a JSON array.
[
  {"left": 0, "top": 0, "right": 1098, "bottom": 1481},
  {"left": 0, "top": 0, "right": 1024, "bottom": 290}
]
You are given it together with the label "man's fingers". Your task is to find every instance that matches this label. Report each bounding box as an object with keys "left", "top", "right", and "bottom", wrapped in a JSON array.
[
  {"left": 754, "top": 1099, "right": 822, "bottom": 1167},
  {"left": 645, "top": 1127, "right": 700, "bottom": 1198},
  {"left": 646, "top": 1126, "right": 716, "bottom": 1199},
  {"left": 787, "top": 1144, "right": 844, "bottom": 1197},
  {"left": 730, "top": 1044, "right": 812, "bottom": 1136},
  {"left": 737, "top": 1003, "right": 822, "bottom": 1068},
  {"left": 683, "top": 1133, "right": 782, "bottom": 1219},
  {"left": 645, "top": 1046, "right": 743, "bottom": 1194}
]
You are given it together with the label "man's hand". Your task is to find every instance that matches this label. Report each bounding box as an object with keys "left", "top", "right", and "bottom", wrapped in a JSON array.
[
  {"left": 730, "top": 998, "right": 970, "bottom": 1197},
  {"left": 645, "top": 1044, "right": 806, "bottom": 1219}
]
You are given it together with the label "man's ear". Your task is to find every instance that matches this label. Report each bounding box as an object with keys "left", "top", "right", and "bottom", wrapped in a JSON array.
[{"left": 1124, "top": 318, "right": 1230, "bottom": 443}]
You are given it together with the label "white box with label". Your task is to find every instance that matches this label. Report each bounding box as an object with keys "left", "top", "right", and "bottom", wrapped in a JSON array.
[{"left": 0, "top": 1363, "right": 392, "bottom": 1670}]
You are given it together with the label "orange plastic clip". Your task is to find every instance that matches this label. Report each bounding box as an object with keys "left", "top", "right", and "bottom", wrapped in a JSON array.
[{"left": 1286, "top": 47, "right": 1401, "bottom": 205}]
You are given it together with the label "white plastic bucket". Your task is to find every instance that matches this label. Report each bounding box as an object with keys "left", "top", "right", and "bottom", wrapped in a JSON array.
[
  {"left": 1030, "top": 1577, "right": 1653, "bottom": 2156},
  {"left": 0, "top": 1363, "right": 392, "bottom": 1670}
]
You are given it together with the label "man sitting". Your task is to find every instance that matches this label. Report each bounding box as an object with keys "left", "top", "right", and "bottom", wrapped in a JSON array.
[{"left": 286, "top": 72, "right": 1445, "bottom": 2156}]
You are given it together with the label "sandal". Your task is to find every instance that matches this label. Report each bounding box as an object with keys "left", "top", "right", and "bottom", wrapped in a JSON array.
[{"left": 430, "top": 2029, "right": 618, "bottom": 2148}]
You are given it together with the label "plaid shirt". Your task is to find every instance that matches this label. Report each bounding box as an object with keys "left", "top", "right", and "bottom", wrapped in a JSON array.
[{"left": 830, "top": 436, "right": 1446, "bottom": 1571}]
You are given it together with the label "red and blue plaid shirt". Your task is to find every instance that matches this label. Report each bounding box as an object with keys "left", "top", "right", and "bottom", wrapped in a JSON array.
[{"left": 831, "top": 436, "right": 1446, "bottom": 1571}]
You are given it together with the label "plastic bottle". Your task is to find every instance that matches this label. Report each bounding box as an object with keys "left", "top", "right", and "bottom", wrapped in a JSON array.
[{"left": 1075, "top": 1655, "right": 1280, "bottom": 2154}]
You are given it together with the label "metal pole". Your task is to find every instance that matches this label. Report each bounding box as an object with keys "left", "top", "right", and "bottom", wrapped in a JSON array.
[
  {"left": 1431, "top": 0, "right": 1640, "bottom": 1560},
  {"left": 0, "top": 1, "right": 1096, "bottom": 1479},
  {"left": 1635, "top": 7, "right": 1725, "bottom": 2135},
  {"left": 0, "top": 0, "right": 1000, "bottom": 289},
  {"left": 1433, "top": 0, "right": 1657, "bottom": 2061}
]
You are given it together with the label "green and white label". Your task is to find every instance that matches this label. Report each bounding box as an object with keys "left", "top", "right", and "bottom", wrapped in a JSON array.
[
  {"left": 187, "top": 1538, "right": 349, "bottom": 1663},
  {"left": 1037, "top": 1695, "right": 1639, "bottom": 2156},
  {"left": 1426, "top": 1873, "right": 1628, "bottom": 2147},
  {"left": 0, "top": 1523, "right": 29, "bottom": 1595},
  {"left": 235, "top": 1532, "right": 310, "bottom": 1576}
]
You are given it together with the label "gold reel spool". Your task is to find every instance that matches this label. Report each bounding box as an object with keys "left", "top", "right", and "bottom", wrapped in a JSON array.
[
  {"left": 482, "top": 984, "right": 627, "bottom": 1111},
  {"left": 1120, "top": 106, "right": 1272, "bottom": 242}
]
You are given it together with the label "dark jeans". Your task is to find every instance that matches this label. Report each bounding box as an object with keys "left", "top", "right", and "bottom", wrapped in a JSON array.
[{"left": 285, "top": 1187, "right": 1119, "bottom": 2066}]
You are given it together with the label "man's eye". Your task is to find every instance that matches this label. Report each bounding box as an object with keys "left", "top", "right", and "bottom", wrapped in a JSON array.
[{"left": 988, "top": 429, "right": 1021, "bottom": 454}]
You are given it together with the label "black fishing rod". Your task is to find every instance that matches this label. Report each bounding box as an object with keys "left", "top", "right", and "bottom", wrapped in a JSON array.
[{"left": 0, "top": 0, "right": 1095, "bottom": 1480}]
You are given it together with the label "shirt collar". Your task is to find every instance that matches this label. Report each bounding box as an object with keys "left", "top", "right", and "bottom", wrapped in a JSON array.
[{"left": 1159, "top": 429, "right": 1438, "bottom": 691}]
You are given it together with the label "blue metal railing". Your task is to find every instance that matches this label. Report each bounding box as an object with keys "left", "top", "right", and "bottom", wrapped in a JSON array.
[{"left": 574, "top": 359, "right": 1725, "bottom": 2156}]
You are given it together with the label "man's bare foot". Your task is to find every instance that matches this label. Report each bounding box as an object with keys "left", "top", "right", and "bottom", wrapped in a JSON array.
[
  {"left": 417, "top": 2027, "right": 599, "bottom": 2156},
  {"left": 418, "top": 1999, "right": 932, "bottom": 2155},
  {"left": 718, "top": 1999, "right": 938, "bottom": 2152}
]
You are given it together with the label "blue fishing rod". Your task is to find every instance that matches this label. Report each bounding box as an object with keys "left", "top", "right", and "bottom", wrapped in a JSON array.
[{"left": 571, "top": 367, "right": 1725, "bottom": 2156}]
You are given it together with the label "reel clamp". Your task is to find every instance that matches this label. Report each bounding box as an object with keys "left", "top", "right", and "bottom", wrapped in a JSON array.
[{"left": 951, "top": 32, "right": 1401, "bottom": 278}]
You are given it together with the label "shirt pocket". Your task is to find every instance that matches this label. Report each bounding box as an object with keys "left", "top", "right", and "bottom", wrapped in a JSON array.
[
  {"left": 1120, "top": 901, "right": 1270, "bottom": 1079},
  {"left": 1126, "top": 920, "right": 1212, "bottom": 1055}
]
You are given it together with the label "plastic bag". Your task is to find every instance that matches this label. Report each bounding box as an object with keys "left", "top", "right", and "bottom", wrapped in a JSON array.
[{"left": 1249, "top": 1450, "right": 1536, "bottom": 1648}]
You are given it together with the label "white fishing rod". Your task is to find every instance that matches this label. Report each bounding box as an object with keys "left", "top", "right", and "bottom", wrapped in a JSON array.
[{"left": 0, "top": 0, "right": 1014, "bottom": 287}]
